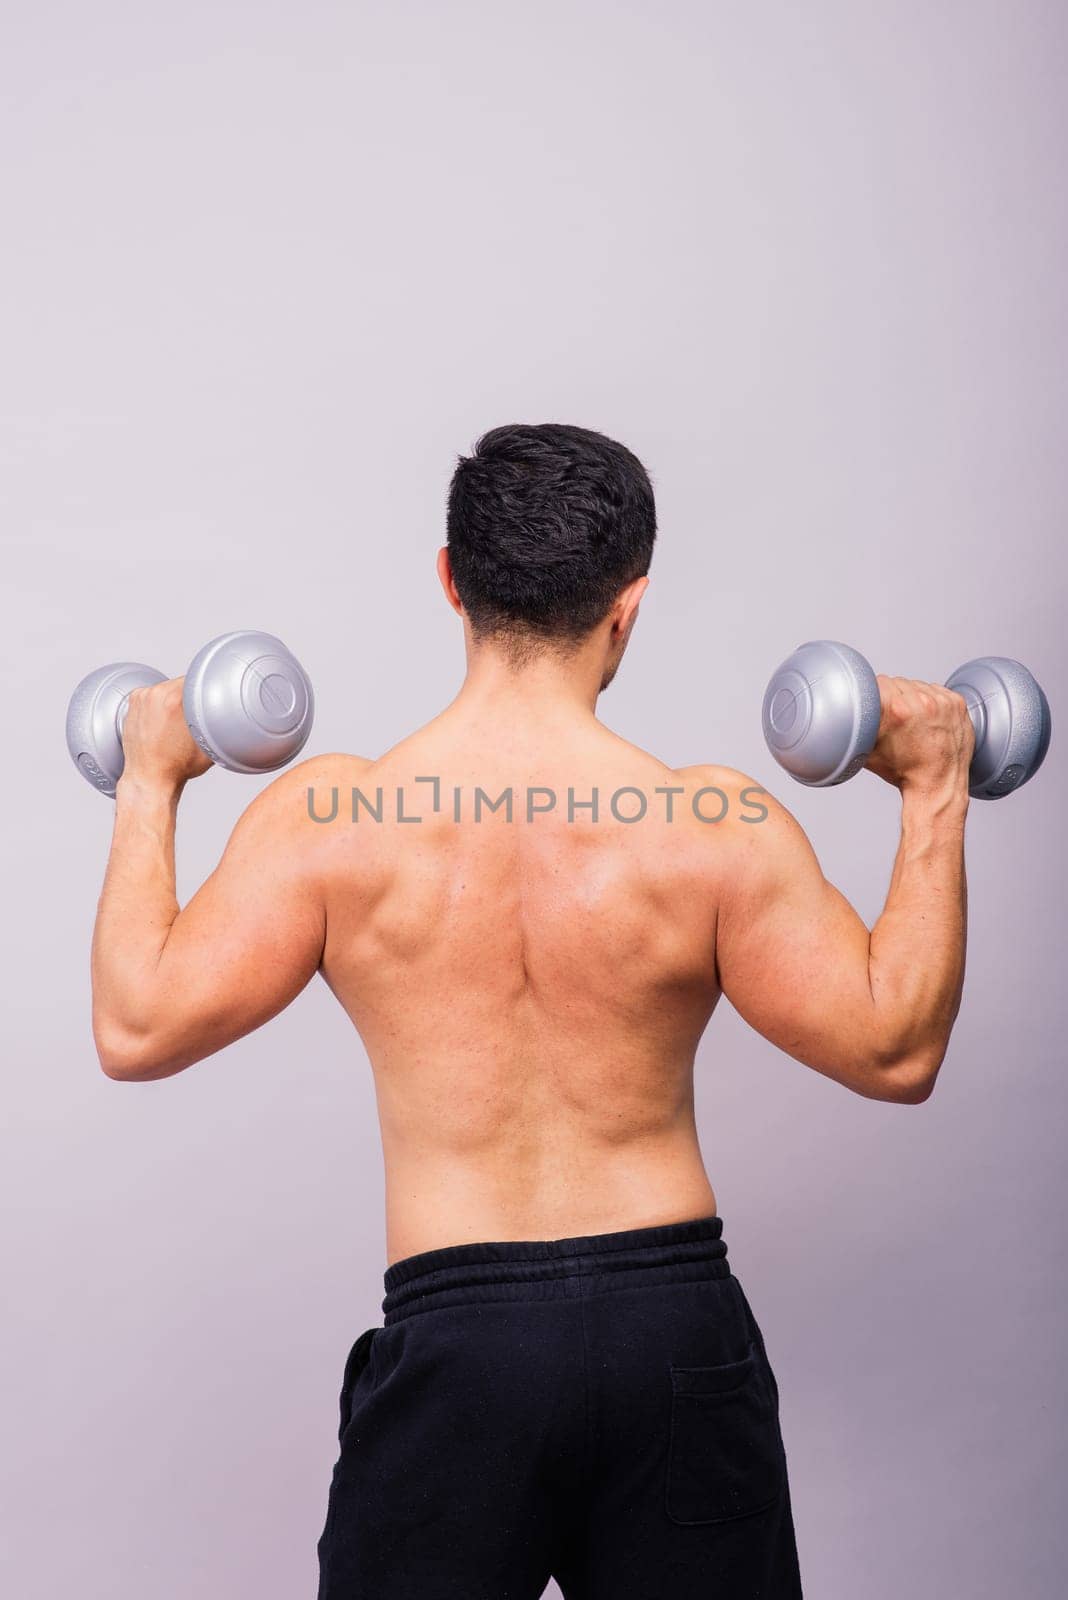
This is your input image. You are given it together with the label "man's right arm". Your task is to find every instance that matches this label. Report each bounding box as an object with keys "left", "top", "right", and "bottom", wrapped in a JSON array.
[{"left": 711, "top": 676, "right": 973, "bottom": 1104}]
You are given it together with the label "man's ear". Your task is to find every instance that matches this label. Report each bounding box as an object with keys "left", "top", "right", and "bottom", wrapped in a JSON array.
[
  {"left": 612, "top": 574, "right": 650, "bottom": 637},
  {"left": 437, "top": 546, "right": 464, "bottom": 616}
]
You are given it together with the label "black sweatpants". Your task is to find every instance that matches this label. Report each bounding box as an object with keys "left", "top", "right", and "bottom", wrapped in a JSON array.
[{"left": 317, "top": 1216, "right": 802, "bottom": 1598}]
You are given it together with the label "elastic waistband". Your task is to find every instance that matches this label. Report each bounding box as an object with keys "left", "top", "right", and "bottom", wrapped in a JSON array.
[{"left": 381, "top": 1215, "right": 727, "bottom": 1324}]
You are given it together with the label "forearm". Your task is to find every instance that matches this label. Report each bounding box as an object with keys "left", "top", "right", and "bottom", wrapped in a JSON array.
[
  {"left": 867, "top": 780, "right": 969, "bottom": 1080},
  {"left": 91, "top": 776, "right": 184, "bottom": 1060}
]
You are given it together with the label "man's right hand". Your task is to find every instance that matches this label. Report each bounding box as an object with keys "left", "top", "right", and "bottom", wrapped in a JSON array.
[
  {"left": 864, "top": 675, "right": 975, "bottom": 797},
  {"left": 119, "top": 677, "right": 213, "bottom": 794}
]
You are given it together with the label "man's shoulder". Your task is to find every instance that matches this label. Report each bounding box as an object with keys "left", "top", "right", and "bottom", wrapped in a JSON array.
[
  {"left": 671, "top": 761, "right": 768, "bottom": 797},
  {"left": 228, "top": 752, "right": 375, "bottom": 837},
  {"left": 663, "top": 764, "right": 810, "bottom": 872},
  {"left": 601, "top": 728, "right": 767, "bottom": 800},
  {"left": 267, "top": 751, "right": 375, "bottom": 797},
  {"left": 666, "top": 762, "right": 773, "bottom": 819}
]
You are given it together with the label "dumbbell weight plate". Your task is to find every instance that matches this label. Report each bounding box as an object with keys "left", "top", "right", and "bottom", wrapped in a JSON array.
[
  {"left": 944, "top": 656, "right": 1052, "bottom": 800},
  {"left": 183, "top": 630, "right": 314, "bottom": 775},
  {"left": 762, "top": 640, "right": 882, "bottom": 787},
  {"left": 65, "top": 663, "right": 169, "bottom": 796}
]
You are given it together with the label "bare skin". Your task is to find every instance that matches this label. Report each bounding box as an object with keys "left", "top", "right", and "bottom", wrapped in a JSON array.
[{"left": 91, "top": 558, "right": 974, "bottom": 1265}]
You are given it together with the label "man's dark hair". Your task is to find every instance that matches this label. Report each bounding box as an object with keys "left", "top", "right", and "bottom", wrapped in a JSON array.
[{"left": 446, "top": 423, "right": 656, "bottom": 647}]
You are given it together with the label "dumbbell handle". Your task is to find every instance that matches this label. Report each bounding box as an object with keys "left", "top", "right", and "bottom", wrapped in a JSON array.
[{"left": 114, "top": 687, "right": 140, "bottom": 739}]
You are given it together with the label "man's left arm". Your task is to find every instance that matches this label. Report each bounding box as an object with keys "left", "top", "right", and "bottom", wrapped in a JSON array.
[{"left": 90, "top": 678, "right": 326, "bottom": 1081}]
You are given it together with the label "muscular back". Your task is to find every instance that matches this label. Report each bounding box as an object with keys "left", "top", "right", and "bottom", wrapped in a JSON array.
[
  {"left": 313, "top": 712, "right": 739, "bottom": 1260},
  {"left": 95, "top": 665, "right": 960, "bottom": 1263}
]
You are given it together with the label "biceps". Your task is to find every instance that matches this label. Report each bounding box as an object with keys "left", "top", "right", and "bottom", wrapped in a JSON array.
[{"left": 718, "top": 867, "right": 881, "bottom": 1087}]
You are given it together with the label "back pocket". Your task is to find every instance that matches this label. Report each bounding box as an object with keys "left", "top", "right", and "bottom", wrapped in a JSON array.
[
  {"left": 337, "top": 1326, "right": 379, "bottom": 1443},
  {"left": 666, "top": 1341, "right": 783, "bottom": 1525}
]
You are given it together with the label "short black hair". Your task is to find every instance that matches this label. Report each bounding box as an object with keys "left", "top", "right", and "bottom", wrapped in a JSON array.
[{"left": 446, "top": 423, "right": 656, "bottom": 645}]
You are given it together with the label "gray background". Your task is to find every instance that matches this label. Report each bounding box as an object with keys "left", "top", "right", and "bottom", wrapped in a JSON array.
[{"left": 2, "top": 2, "right": 1065, "bottom": 1596}]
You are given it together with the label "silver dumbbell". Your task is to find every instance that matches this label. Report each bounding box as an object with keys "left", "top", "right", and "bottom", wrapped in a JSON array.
[
  {"left": 762, "top": 640, "right": 1051, "bottom": 800},
  {"left": 66, "top": 630, "right": 314, "bottom": 796}
]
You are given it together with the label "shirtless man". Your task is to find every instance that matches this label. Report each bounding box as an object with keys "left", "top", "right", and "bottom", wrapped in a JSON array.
[{"left": 90, "top": 424, "right": 973, "bottom": 1599}]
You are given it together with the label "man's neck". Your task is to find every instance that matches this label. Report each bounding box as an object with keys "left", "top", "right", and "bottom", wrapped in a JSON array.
[{"left": 451, "top": 637, "right": 607, "bottom": 724}]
